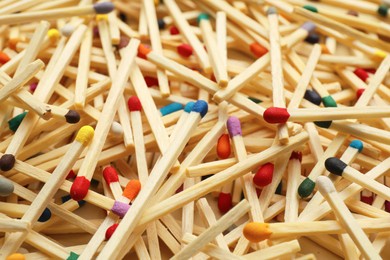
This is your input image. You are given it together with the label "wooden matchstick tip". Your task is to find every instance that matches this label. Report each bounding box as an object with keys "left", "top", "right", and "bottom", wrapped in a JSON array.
[
  {"left": 70, "top": 176, "right": 90, "bottom": 201},
  {"left": 354, "top": 68, "right": 369, "bottom": 82},
  {"left": 243, "top": 222, "right": 272, "bottom": 243},
  {"left": 263, "top": 107, "right": 290, "bottom": 124},
  {"left": 38, "top": 208, "right": 51, "bottom": 222},
  {"left": 192, "top": 100, "right": 208, "bottom": 118},
  {"left": 316, "top": 176, "right": 336, "bottom": 194},
  {"left": 103, "top": 166, "right": 119, "bottom": 184},
  {"left": 0, "top": 178, "right": 14, "bottom": 196},
  {"left": 266, "top": 7, "right": 278, "bottom": 15},
  {"left": 356, "top": 88, "right": 365, "bottom": 100},
  {"left": 227, "top": 116, "right": 242, "bottom": 137},
  {"left": 0, "top": 51, "right": 10, "bottom": 64},
  {"left": 6, "top": 253, "right": 25, "bottom": 260},
  {"left": 75, "top": 125, "right": 94, "bottom": 146},
  {"left": 218, "top": 192, "right": 233, "bottom": 213},
  {"left": 111, "top": 201, "right": 131, "bottom": 218},
  {"left": 347, "top": 10, "right": 359, "bottom": 17},
  {"left": 349, "top": 140, "right": 363, "bottom": 152},
  {"left": 197, "top": 13, "right": 210, "bottom": 25},
  {"left": 184, "top": 101, "right": 195, "bottom": 113},
  {"left": 324, "top": 157, "right": 347, "bottom": 176},
  {"left": 298, "top": 178, "right": 316, "bottom": 198},
  {"left": 61, "top": 24, "right": 75, "bottom": 37},
  {"left": 127, "top": 96, "right": 142, "bottom": 111},
  {"left": 138, "top": 44, "right": 151, "bottom": 59},
  {"left": 93, "top": 2, "right": 114, "bottom": 14},
  {"left": 105, "top": 223, "right": 119, "bottom": 240},
  {"left": 217, "top": 134, "right": 231, "bottom": 159},
  {"left": 67, "top": 252, "right": 79, "bottom": 260},
  {"left": 253, "top": 163, "right": 274, "bottom": 187},
  {"left": 303, "top": 5, "right": 318, "bottom": 13},
  {"left": 301, "top": 22, "right": 316, "bottom": 33},
  {"left": 249, "top": 42, "right": 268, "bottom": 58},
  {"left": 65, "top": 110, "right": 80, "bottom": 124},
  {"left": 304, "top": 89, "right": 322, "bottom": 105},
  {"left": 385, "top": 201, "right": 390, "bottom": 213},
  {"left": 160, "top": 102, "right": 183, "bottom": 116},
  {"left": 321, "top": 95, "right": 337, "bottom": 107},
  {"left": 123, "top": 180, "right": 141, "bottom": 201},
  {"left": 290, "top": 151, "right": 302, "bottom": 162},
  {"left": 361, "top": 195, "right": 374, "bottom": 205},
  {"left": 377, "top": 5, "right": 389, "bottom": 17},
  {"left": 0, "top": 154, "right": 15, "bottom": 171},
  {"left": 177, "top": 44, "right": 193, "bottom": 58}
]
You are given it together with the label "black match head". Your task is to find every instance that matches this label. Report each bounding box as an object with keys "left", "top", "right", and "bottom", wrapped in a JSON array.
[{"left": 325, "top": 157, "right": 347, "bottom": 176}]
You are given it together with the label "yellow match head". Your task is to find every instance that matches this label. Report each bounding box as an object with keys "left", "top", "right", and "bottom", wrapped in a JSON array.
[
  {"left": 47, "top": 29, "right": 60, "bottom": 42},
  {"left": 243, "top": 222, "right": 272, "bottom": 243},
  {"left": 6, "top": 253, "right": 25, "bottom": 260},
  {"left": 375, "top": 50, "right": 387, "bottom": 59},
  {"left": 75, "top": 125, "right": 94, "bottom": 146},
  {"left": 96, "top": 14, "right": 108, "bottom": 22}
]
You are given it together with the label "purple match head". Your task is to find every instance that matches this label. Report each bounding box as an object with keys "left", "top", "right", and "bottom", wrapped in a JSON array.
[
  {"left": 301, "top": 22, "right": 316, "bottom": 33},
  {"left": 227, "top": 116, "right": 242, "bottom": 137},
  {"left": 111, "top": 201, "right": 130, "bottom": 218},
  {"left": 93, "top": 2, "right": 114, "bottom": 14}
]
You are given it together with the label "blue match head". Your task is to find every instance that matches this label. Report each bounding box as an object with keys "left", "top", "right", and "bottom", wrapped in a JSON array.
[
  {"left": 301, "top": 22, "right": 316, "bottom": 33},
  {"left": 304, "top": 89, "right": 321, "bottom": 105},
  {"left": 38, "top": 208, "right": 52, "bottom": 222},
  {"left": 160, "top": 102, "right": 183, "bottom": 116},
  {"left": 325, "top": 157, "right": 347, "bottom": 176},
  {"left": 267, "top": 7, "right": 277, "bottom": 15},
  {"left": 93, "top": 2, "right": 114, "bottom": 14},
  {"left": 349, "top": 140, "right": 363, "bottom": 152},
  {"left": 158, "top": 19, "right": 166, "bottom": 30},
  {"left": 192, "top": 100, "right": 208, "bottom": 118},
  {"left": 184, "top": 101, "right": 195, "bottom": 113},
  {"left": 197, "top": 13, "right": 210, "bottom": 25}
]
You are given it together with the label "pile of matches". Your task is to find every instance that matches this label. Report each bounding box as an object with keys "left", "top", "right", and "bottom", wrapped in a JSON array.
[{"left": 2, "top": 0, "right": 390, "bottom": 259}]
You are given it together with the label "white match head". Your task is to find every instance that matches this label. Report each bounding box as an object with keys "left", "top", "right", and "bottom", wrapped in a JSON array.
[
  {"left": 61, "top": 24, "right": 75, "bottom": 37},
  {"left": 316, "top": 176, "right": 336, "bottom": 194}
]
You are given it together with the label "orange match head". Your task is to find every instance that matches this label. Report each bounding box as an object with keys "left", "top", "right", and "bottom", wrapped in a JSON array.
[
  {"left": 138, "top": 44, "right": 151, "bottom": 59},
  {"left": 243, "top": 222, "right": 272, "bottom": 243},
  {"left": 123, "top": 180, "right": 141, "bottom": 201}
]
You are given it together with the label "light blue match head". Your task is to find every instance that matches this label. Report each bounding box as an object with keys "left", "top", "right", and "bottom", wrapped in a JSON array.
[
  {"left": 267, "top": 7, "right": 278, "bottom": 15},
  {"left": 184, "top": 101, "right": 195, "bottom": 113},
  {"left": 227, "top": 116, "right": 242, "bottom": 137},
  {"left": 301, "top": 22, "right": 316, "bottom": 33},
  {"left": 349, "top": 140, "right": 363, "bottom": 153},
  {"left": 93, "top": 2, "right": 115, "bottom": 14},
  {"left": 160, "top": 102, "right": 183, "bottom": 116},
  {"left": 192, "top": 100, "right": 208, "bottom": 118}
]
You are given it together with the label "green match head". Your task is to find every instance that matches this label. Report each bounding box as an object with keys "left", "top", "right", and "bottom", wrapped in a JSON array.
[{"left": 298, "top": 178, "right": 316, "bottom": 198}]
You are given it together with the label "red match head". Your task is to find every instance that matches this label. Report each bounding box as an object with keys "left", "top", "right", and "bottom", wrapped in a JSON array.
[
  {"left": 127, "top": 96, "right": 142, "bottom": 112},
  {"left": 177, "top": 44, "right": 193, "bottom": 58},
  {"left": 66, "top": 169, "right": 76, "bottom": 180},
  {"left": 289, "top": 151, "right": 302, "bottom": 162},
  {"left": 123, "top": 180, "right": 141, "bottom": 201},
  {"left": 253, "top": 163, "right": 274, "bottom": 187},
  {"left": 137, "top": 44, "right": 151, "bottom": 59},
  {"left": 144, "top": 76, "right": 158, "bottom": 87},
  {"left": 70, "top": 176, "right": 90, "bottom": 201},
  {"left": 353, "top": 68, "right": 368, "bottom": 82},
  {"left": 263, "top": 107, "right": 290, "bottom": 124},
  {"left": 356, "top": 88, "right": 365, "bottom": 100},
  {"left": 218, "top": 192, "right": 232, "bottom": 213},
  {"left": 105, "top": 223, "right": 119, "bottom": 240},
  {"left": 103, "top": 166, "right": 119, "bottom": 184}
]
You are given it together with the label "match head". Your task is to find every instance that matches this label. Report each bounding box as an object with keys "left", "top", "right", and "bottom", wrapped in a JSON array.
[
  {"left": 110, "top": 121, "right": 123, "bottom": 137},
  {"left": 354, "top": 68, "right": 369, "bottom": 82},
  {"left": 192, "top": 100, "right": 208, "bottom": 118},
  {"left": 118, "top": 36, "right": 130, "bottom": 49},
  {"left": 253, "top": 163, "right": 274, "bottom": 187},
  {"left": 160, "top": 102, "right": 183, "bottom": 116},
  {"left": 298, "top": 177, "right": 316, "bottom": 198},
  {"left": 0, "top": 154, "right": 15, "bottom": 171},
  {"left": 322, "top": 95, "right": 337, "bottom": 107},
  {"left": 38, "top": 208, "right": 51, "bottom": 222},
  {"left": 385, "top": 201, "right": 390, "bottom": 213},
  {"left": 356, "top": 88, "right": 365, "bottom": 99},
  {"left": 103, "top": 166, "right": 119, "bottom": 184},
  {"left": 61, "top": 24, "right": 75, "bottom": 37},
  {"left": 218, "top": 192, "right": 233, "bottom": 213},
  {"left": 105, "top": 223, "right": 119, "bottom": 240},
  {"left": 0, "top": 178, "right": 14, "bottom": 197},
  {"left": 263, "top": 107, "right": 290, "bottom": 124},
  {"left": 290, "top": 151, "right": 302, "bottom": 162},
  {"left": 157, "top": 19, "right": 166, "bottom": 29},
  {"left": 184, "top": 101, "right": 195, "bottom": 113},
  {"left": 197, "top": 13, "right": 210, "bottom": 25},
  {"left": 177, "top": 44, "right": 193, "bottom": 58},
  {"left": 266, "top": 7, "right": 277, "bottom": 15},
  {"left": 304, "top": 89, "right": 322, "bottom": 105},
  {"left": 65, "top": 110, "right": 80, "bottom": 124},
  {"left": 349, "top": 140, "right": 363, "bottom": 152},
  {"left": 111, "top": 200, "right": 131, "bottom": 218},
  {"left": 316, "top": 176, "right": 336, "bottom": 194},
  {"left": 5, "top": 253, "right": 25, "bottom": 260},
  {"left": 325, "top": 157, "right": 347, "bottom": 176},
  {"left": 93, "top": 2, "right": 115, "bottom": 14},
  {"left": 303, "top": 5, "right": 318, "bottom": 13},
  {"left": 243, "top": 222, "right": 272, "bottom": 243},
  {"left": 301, "top": 21, "right": 316, "bottom": 33},
  {"left": 314, "top": 120, "right": 332, "bottom": 128},
  {"left": 127, "top": 96, "right": 142, "bottom": 112},
  {"left": 67, "top": 252, "right": 79, "bottom": 260},
  {"left": 137, "top": 44, "right": 151, "bottom": 59},
  {"left": 47, "top": 29, "right": 60, "bottom": 41},
  {"left": 249, "top": 42, "right": 268, "bottom": 58},
  {"left": 305, "top": 32, "right": 320, "bottom": 44},
  {"left": 75, "top": 125, "right": 94, "bottom": 146},
  {"left": 70, "top": 176, "right": 90, "bottom": 201},
  {"left": 8, "top": 112, "right": 27, "bottom": 132},
  {"left": 217, "top": 134, "right": 231, "bottom": 159},
  {"left": 347, "top": 10, "right": 359, "bottom": 17},
  {"left": 123, "top": 180, "right": 141, "bottom": 201},
  {"left": 227, "top": 116, "right": 242, "bottom": 137}
]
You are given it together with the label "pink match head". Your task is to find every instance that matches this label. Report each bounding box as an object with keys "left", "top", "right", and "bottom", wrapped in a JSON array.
[
  {"left": 123, "top": 180, "right": 141, "bottom": 201},
  {"left": 111, "top": 201, "right": 130, "bottom": 218},
  {"left": 105, "top": 223, "right": 119, "bottom": 240},
  {"left": 227, "top": 116, "right": 242, "bottom": 137},
  {"left": 253, "top": 163, "right": 274, "bottom": 187},
  {"left": 218, "top": 192, "right": 232, "bottom": 213},
  {"left": 127, "top": 96, "right": 142, "bottom": 111},
  {"left": 103, "top": 166, "right": 119, "bottom": 184},
  {"left": 70, "top": 176, "right": 90, "bottom": 201},
  {"left": 263, "top": 107, "right": 290, "bottom": 124},
  {"left": 289, "top": 151, "right": 302, "bottom": 162}
]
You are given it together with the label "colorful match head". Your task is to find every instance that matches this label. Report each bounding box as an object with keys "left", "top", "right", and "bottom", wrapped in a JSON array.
[
  {"left": 123, "top": 179, "right": 141, "bottom": 201},
  {"left": 157, "top": 19, "right": 166, "bottom": 29},
  {"left": 290, "top": 151, "right": 302, "bottom": 162},
  {"left": 192, "top": 100, "right": 208, "bottom": 118},
  {"left": 177, "top": 43, "right": 193, "bottom": 58},
  {"left": 303, "top": 5, "right": 318, "bottom": 13},
  {"left": 349, "top": 140, "right": 363, "bottom": 153},
  {"left": 243, "top": 222, "right": 272, "bottom": 242},
  {"left": 184, "top": 101, "right": 195, "bottom": 113},
  {"left": 354, "top": 68, "right": 369, "bottom": 82},
  {"left": 8, "top": 112, "right": 27, "bottom": 132},
  {"left": 6, "top": 253, "right": 26, "bottom": 260},
  {"left": 67, "top": 252, "right": 79, "bottom": 260},
  {"left": 0, "top": 51, "right": 10, "bottom": 65},
  {"left": 217, "top": 134, "right": 231, "bottom": 159},
  {"left": 266, "top": 7, "right": 277, "bottom": 15},
  {"left": 249, "top": 42, "right": 268, "bottom": 58},
  {"left": 111, "top": 200, "right": 131, "bottom": 218},
  {"left": 118, "top": 36, "right": 130, "bottom": 50},
  {"left": 127, "top": 96, "right": 142, "bottom": 112},
  {"left": 38, "top": 208, "right": 51, "bottom": 222},
  {"left": 316, "top": 175, "right": 336, "bottom": 194},
  {"left": 70, "top": 176, "right": 90, "bottom": 201},
  {"left": 301, "top": 21, "right": 316, "bottom": 33},
  {"left": 253, "top": 163, "right": 274, "bottom": 187},
  {"left": 103, "top": 166, "right": 119, "bottom": 185},
  {"left": 347, "top": 10, "right": 359, "bottom": 17},
  {"left": 65, "top": 110, "right": 80, "bottom": 124},
  {"left": 47, "top": 28, "right": 60, "bottom": 41},
  {"left": 75, "top": 125, "right": 94, "bottom": 146},
  {"left": 218, "top": 192, "right": 232, "bottom": 213},
  {"left": 160, "top": 102, "right": 183, "bottom": 116},
  {"left": 263, "top": 107, "right": 290, "bottom": 124},
  {"left": 137, "top": 44, "right": 151, "bottom": 59},
  {"left": 356, "top": 88, "right": 365, "bottom": 100},
  {"left": 0, "top": 178, "right": 14, "bottom": 197},
  {"left": 105, "top": 223, "right": 119, "bottom": 240},
  {"left": 298, "top": 177, "right": 316, "bottom": 198},
  {"left": 305, "top": 32, "right": 320, "bottom": 44},
  {"left": 93, "top": 2, "right": 115, "bottom": 14},
  {"left": 361, "top": 193, "right": 374, "bottom": 205},
  {"left": 197, "top": 13, "right": 210, "bottom": 25},
  {"left": 227, "top": 116, "right": 242, "bottom": 137},
  {"left": 378, "top": 5, "right": 389, "bottom": 17},
  {"left": 61, "top": 24, "right": 75, "bottom": 37},
  {"left": 321, "top": 95, "right": 337, "bottom": 107},
  {"left": 0, "top": 154, "right": 16, "bottom": 172},
  {"left": 304, "top": 89, "right": 322, "bottom": 105},
  {"left": 325, "top": 157, "right": 347, "bottom": 176}
]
